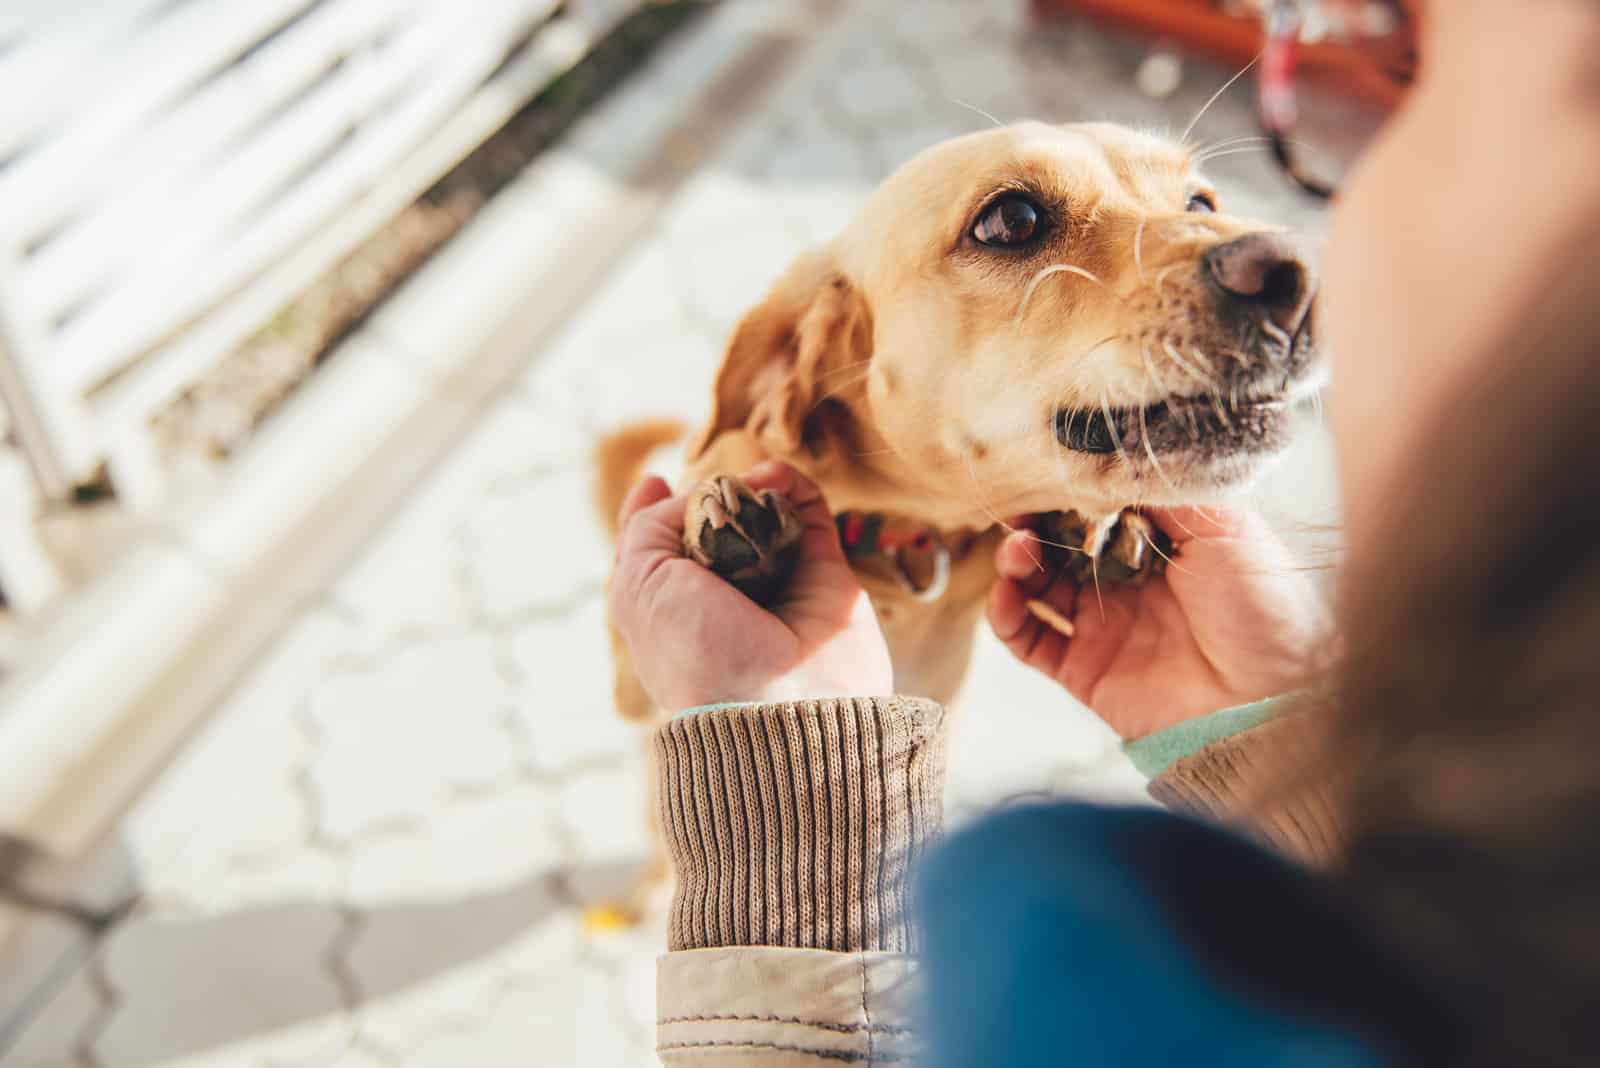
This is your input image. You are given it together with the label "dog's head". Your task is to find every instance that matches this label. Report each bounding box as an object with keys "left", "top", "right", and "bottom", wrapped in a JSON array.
[{"left": 691, "top": 121, "right": 1323, "bottom": 526}]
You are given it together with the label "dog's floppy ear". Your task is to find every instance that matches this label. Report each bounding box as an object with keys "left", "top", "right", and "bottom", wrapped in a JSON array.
[{"left": 688, "top": 248, "right": 872, "bottom": 462}]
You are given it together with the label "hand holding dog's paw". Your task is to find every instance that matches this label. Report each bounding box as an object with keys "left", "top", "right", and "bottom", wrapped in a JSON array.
[
  {"left": 610, "top": 462, "right": 892, "bottom": 714},
  {"left": 683, "top": 476, "right": 803, "bottom": 605},
  {"left": 989, "top": 507, "right": 1328, "bottom": 740}
]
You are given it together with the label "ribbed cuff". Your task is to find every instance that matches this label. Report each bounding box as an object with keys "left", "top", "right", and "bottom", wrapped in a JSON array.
[
  {"left": 1123, "top": 696, "right": 1284, "bottom": 778},
  {"left": 1148, "top": 712, "right": 1341, "bottom": 864},
  {"left": 653, "top": 697, "right": 947, "bottom": 954}
]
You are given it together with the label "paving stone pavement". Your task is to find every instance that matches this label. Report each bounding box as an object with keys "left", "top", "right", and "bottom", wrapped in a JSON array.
[{"left": 2, "top": 1, "right": 1355, "bottom": 1064}]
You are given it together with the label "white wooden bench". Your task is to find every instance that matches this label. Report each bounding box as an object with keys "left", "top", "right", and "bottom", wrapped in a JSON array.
[{"left": 0, "top": 0, "right": 651, "bottom": 617}]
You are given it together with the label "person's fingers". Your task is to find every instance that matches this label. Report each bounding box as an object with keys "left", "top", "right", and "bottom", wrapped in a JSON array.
[
  {"left": 1016, "top": 621, "right": 1070, "bottom": 679},
  {"left": 619, "top": 476, "right": 673, "bottom": 529},
  {"left": 996, "top": 530, "right": 1065, "bottom": 599},
  {"left": 1146, "top": 505, "right": 1249, "bottom": 546},
  {"left": 990, "top": 593, "right": 1071, "bottom": 679},
  {"left": 615, "top": 491, "right": 692, "bottom": 591},
  {"left": 987, "top": 577, "right": 1032, "bottom": 641},
  {"left": 1151, "top": 505, "right": 1305, "bottom": 586},
  {"left": 989, "top": 577, "right": 1076, "bottom": 673},
  {"left": 615, "top": 476, "right": 673, "bottom": 563}
]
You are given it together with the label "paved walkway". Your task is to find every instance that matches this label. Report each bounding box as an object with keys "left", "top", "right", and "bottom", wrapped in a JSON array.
[{"left": 2, "top": 1, "right": 1340, "bottom": 1065}]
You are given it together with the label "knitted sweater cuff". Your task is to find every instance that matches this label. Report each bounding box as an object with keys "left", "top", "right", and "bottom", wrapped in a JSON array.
[
  {"left": 653, "top": 697, "right": 948, "bottom": 953},
  {"left": 1148, "top": 710, "right": 1341, "bottom": 863}
]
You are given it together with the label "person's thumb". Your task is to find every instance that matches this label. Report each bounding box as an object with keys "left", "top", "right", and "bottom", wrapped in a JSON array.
[
  {"left": 618, "top": 475, "right": 672, "bottom": 529},
  {"left": 1150, "top": 506, "right": 1302, "bottom": 584},
  {"left": 615, "top": 485, "right": 691, "bottom": 586}
]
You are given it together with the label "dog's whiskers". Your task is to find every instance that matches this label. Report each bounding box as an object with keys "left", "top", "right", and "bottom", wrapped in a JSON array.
[
  {"left": 1134, "top": 345, "right": 1185, "bottom": 497},
  {"left": 1132, "top": 218, "right": 1148, "bottom": 284},
  {"left": 1180, "top": 52, "right": 1261, "bottom": 145},
  {"left": 1099, "top": 387, "right": 1131, "bottom": 475},
  {"left": 1015, "top": 263, "right": 1117, "bottom": 325},
  {"left": 806, "top": 367, "right": 873, "bottom": 417},
  {"left": 1194, "top": 146, "right": 1276, "bottom": 165},
  {"left": 1194, "top": 141, "right": 1314, "bottom": 167},
  {"left": 1208, "top": 391, "right": 1234, "bottom": 431},
  {"left": 950, "top": 97, "right": 1004, "bottom": 129},
  {"left": 1047, "top": 409, "right": 1075, "bottom": 523},
  {"left": 1153, "top": 263, "right": 1185, "bottom": 295},
  {"left": 1232, "top": 328, "right": 1256, "bottom": 367},
  {"left": 1189, "top": 345, "right": 1221, "bottom": 376},
  {"left": 963, "top": 450, "right": 1041, "bottom": 569},
  {"left": 1137, "top": 343, "right": 1171, "bottom": 397},
  {"left": 1141, "top": 525, "right": 1192, "bottom": 576},
  {"left": 811, "top": 359, "right": 875, "bottom": 385},
  {"left": 1161, "top": 341, "right": 1210, "bottom": 388},
  {"left": 1084, "top": 516, "right": 1107, "bottom": 622},
  {"left": 1193, "top": 134, "right": 1273, "bottom": 161},
  {"left": 1198, "top": 137, "right": 1316, "bottom": 165},
  {"left": 1260, "top": 318, "right": 1293, "bottom": 352},
  {"left": 1137, "top": 395, "right": 1181, "bottom": 497}
]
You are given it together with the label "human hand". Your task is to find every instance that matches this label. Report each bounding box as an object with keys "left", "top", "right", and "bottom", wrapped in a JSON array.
[
  {"left": 987, "top": 508, "right": 1330, "bottom": 740},
  {"left": 610, "top": 461, "right": 893, "bottom": 713}
]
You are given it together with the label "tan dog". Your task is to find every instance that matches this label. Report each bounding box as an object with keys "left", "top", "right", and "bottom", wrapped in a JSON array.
[
  {"left": 593, "top": 120, "right": 1321, "bottom": 918},
  {"left": 602, "top": 119, "right": 1320, "bottom": 705}
]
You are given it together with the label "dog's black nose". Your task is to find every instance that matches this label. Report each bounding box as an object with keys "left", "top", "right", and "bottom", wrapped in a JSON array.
[{"left": 1205, "top": 233, "right": 1314, "bottom": 336}]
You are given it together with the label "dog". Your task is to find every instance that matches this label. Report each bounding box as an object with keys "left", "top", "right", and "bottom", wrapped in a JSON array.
[{"left": 594, "top": 120, "right": 1321, "bottom": 918}]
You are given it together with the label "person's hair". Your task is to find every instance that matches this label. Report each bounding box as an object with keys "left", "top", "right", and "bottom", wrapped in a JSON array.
[{"left": 1323, "top": 259, "right": 1600, "bottom": 1065}]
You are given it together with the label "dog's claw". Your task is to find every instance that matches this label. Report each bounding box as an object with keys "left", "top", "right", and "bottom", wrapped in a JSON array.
[
  {"left": 702, "top": 495, "right": 730, "bottom": 529},
  {"left": 1037, "top": 508, "right": 1171, "bottom": 586},
  {"left": 1098, "top": 510, "right": 1169, "bottom": 583},
  {"left": 683, "top": 476, "right": 803, "bottom": 605}
]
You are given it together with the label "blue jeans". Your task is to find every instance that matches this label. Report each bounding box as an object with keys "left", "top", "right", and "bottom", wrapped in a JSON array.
[{"left": 915, "top": 803, "right": 1394, "bottom": 1067}]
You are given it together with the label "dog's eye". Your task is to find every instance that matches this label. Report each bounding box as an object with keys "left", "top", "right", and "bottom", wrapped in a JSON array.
[
  {"left": 973, "top": 194, "right": 1041, "bottom": 247},
  {"left": 1186, "top": 192, "right": 1217, "bottom": 214}
]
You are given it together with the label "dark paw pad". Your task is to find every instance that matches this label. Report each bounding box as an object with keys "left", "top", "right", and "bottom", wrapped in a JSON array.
[
  {"left": 1037, "top": 509, "right": 1171, "bottom": 586},
  {"left": 683, "top": 476, "right": 803, "bottom": 604}
]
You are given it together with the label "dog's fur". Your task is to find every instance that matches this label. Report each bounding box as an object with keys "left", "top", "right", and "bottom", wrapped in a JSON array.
[{"left": 600, "top": 120, "right": 1321, "bottom": 722}]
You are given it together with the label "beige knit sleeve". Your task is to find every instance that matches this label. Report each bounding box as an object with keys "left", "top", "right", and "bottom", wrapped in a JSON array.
[{"left": 652, "top": 697, "right": 948, "bottom": 953}]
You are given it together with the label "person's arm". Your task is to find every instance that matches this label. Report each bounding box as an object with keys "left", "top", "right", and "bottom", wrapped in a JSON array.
[
  {"left": 987, "top": 510, "right": 1344, "bottom": 863},
  {"left": 648, "top": 695, "right": 1341, "bottom": 1067},
  {"left": 653, "top": 697, "right": 946, "bottom": 1066},
  {"left": 608, "top": 464, "right": 937, "bottom": 1064}
]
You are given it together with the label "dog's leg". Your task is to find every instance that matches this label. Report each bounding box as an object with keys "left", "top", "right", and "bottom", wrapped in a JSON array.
[
  {"left": 591, "top": 587, "right": 665, "bottom": 931},
  {"left": 682, "top": 475, "right": 804, "bottom": 606},
  {"left": 583, "top": 735, "right": 674, "bottom": 934}
]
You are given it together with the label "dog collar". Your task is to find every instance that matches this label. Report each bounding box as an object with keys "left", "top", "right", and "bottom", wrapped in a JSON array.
[{"left": 836, "top": 511, "right": 952, "bottom": 602}]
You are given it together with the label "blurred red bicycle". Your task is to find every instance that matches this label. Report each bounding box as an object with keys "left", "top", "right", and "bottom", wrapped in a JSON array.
[{"left": 1033, "top": 0, "right": 1422, "bottom": 198}]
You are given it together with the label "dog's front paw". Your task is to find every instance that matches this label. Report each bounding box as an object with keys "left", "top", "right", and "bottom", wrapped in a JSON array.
[
  {"left": 1097, "top": 510, "right": 1171, "bottom": 584},
  {"left": 1038, "top": 509, "right": 1172, "bottom": 586},
  {"left": 683, "top": 476, "right": 803, "bottom": 605}
]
